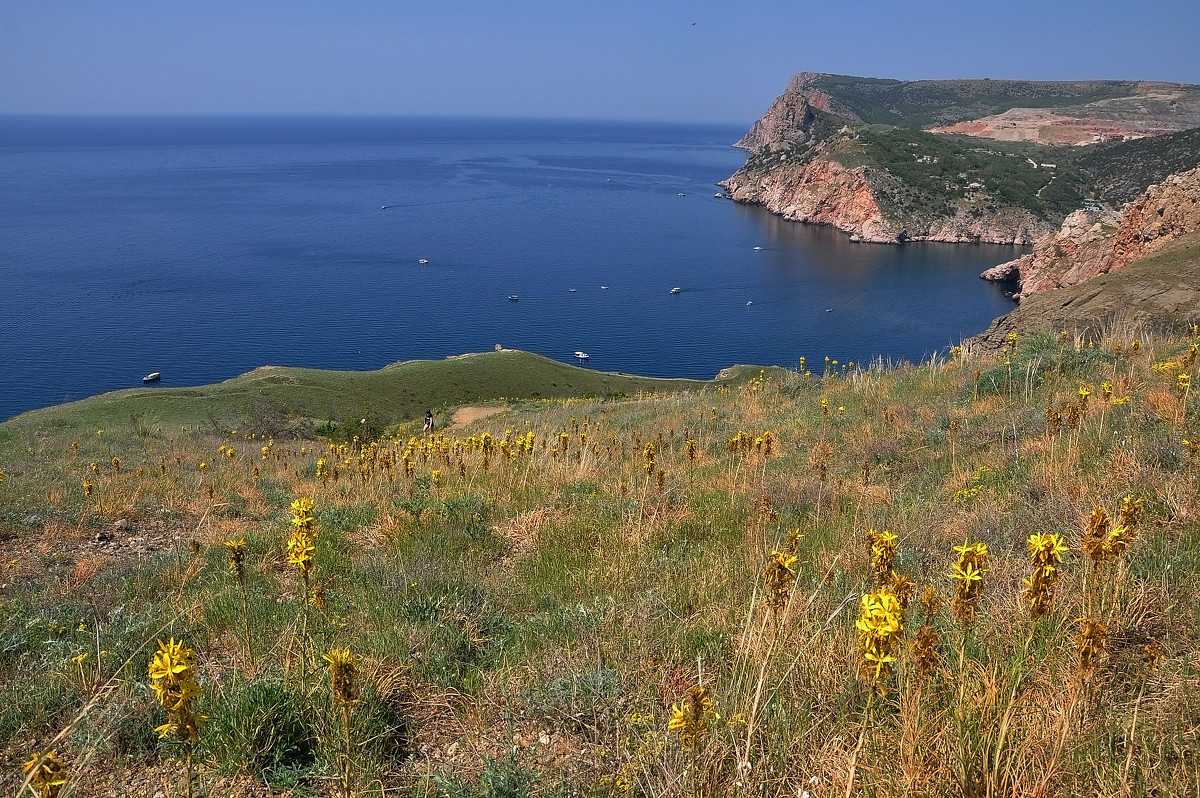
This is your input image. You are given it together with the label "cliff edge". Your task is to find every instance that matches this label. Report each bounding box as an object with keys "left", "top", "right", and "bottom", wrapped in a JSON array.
[
  {"left": 981, "top": 166, "right": 1200, "bottom": 300},
  {"left": 723, "top": 72, "right": 1200, "bottom": 246}
]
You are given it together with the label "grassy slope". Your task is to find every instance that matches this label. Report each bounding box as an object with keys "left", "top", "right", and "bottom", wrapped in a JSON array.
[
  {"left": 2, "top": 350, "right": 758, "bottom": 436},
  {"left": 1076, "top": 127, "right": 1200, "bottom": 205},
  {"left": 3, "top": 329, "right": 1200, "bottom": 796}
]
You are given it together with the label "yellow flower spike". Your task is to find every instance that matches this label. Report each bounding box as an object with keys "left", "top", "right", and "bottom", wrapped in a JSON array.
[
  {"left": 323, "top": 647, "right": 360, "bottom": 704},
  {"left": 147, "top": 638, "right": 203, "bottom": 742},
  {"left": 223, "top": 539, "right": 246, "bottom": 580},
  {"left": 23, "top": 749, "right": 69, "bottom": 798},
  {"left": 287, "top": 530, "right": 315, "bottom": 573},
  {"left": 667, "top": 685, "right": 719, "bottom": 749}
]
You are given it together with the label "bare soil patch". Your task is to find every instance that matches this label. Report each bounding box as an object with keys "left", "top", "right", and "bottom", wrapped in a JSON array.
[{"left": 450, "top": 405, "right": 506, "bottom": 429}]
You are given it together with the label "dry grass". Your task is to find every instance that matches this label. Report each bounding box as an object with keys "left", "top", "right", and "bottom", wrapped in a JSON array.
[{"left": 3, "top": 325, "right": 1200, "bottom": 796}]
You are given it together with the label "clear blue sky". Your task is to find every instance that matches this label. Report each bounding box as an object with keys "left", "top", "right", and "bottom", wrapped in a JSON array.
[{"left": 3, "top": 0, "right": 1197, "bottom": 123}]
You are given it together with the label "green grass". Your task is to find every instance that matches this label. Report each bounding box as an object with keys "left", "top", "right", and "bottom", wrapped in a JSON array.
[
  {"left": 4, "top": 328, "right": 1200, "bottom": 796},
  {"left": 3, "top": 349, "right": 758, "bottom": 435}
]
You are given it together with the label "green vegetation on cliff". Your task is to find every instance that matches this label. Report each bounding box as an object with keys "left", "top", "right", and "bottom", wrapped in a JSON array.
[
  {"left": 827, "top": 127, "right": 1088, "bottom": 221},
  {"left": 807, "top": 73, "right": 1140, "bottom": 127},
  {"left": 728, "top": 73, "right": 1200, "bottom": 239},
  {"left": 1077, "top": 127, "right": 1200, "bottom": 205}
]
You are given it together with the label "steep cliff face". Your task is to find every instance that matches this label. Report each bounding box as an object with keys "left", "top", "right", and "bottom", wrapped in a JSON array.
[
  {"left": 721, "top": 159, "right": 898, "bottom": 241},
  {"left": 1111, "top": 167, "right": 1200, "bottom": 267},
  {"left": 734, "top": 92, "right": 817, "bottom": 153},
  {"left": 721, "top": 154, "right": 1048, "bottom": 244},
  {"left": 969, "top": 230, "right": 1200, "bottom": 353},
  {"left": 982, "top": 166, "right": 1200, "bottom": 299},
  {"left": 724, "top": 73, "right": 1056, "bottom": 244}
]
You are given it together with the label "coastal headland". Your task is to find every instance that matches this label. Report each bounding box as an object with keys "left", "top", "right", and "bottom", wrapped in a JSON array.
[{"left": 721, "top": 72, "right": 1200, "bottom": 245}]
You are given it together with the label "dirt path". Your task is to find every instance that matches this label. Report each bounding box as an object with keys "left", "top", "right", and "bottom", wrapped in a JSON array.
[{"left": 450, "top": 405, "right": 506, "bottom": 429}]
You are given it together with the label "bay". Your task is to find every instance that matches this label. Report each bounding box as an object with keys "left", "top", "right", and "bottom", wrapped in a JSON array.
[{"left": 0, "top": 116, "right": 1019, "bottom": 421}]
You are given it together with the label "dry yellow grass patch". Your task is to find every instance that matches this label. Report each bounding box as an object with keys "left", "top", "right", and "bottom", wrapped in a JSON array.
[{"left": 490, "top": 506, "right": 567, "bottom": 562}]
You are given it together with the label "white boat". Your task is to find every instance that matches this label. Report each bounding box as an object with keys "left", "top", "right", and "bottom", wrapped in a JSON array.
[
  {"left": 677, "top": 192, "right": 686, "bottom": 197},
  {"left": 714, "top": 193, "right": 723, "bottom": 199},
  {"left": 568, "top": 288, "right": 577, "bottom": 292},
  {"left": 670, "top": 287, "right": 681, "bottom": 294},
  {"left": 574, "top": 351, "right": 589, "bottom": 360},
  {"left": 142, "top": 372, "right": 161, "bottom": 383},
  {"left": 418, "top": 259, "right": 429, "bottom": 265},
  {"left": 746, "top": 301, "right": 753, "bottom": 307},
  {"left": 508, "top": 295, "right": 519, "bottom": 301},
  {"left": 753, "top": 246, "right": 762, "bottom": 251},
  {"left": 600, "top": 285, "right": 609, "bottom": 290}
]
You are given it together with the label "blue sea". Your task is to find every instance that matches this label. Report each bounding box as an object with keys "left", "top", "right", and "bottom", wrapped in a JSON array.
[{"left": 0, "top": 116, "right": 1020, "bottom": 421}]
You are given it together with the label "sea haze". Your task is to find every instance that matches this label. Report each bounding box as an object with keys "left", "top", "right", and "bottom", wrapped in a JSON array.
[{"left": 0, "top": 116, "right": 1020, "bottom": 420}]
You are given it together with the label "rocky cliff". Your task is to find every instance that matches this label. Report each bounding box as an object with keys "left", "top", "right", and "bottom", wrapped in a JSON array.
[
  {"left": 982, "top": 166, "right": 1200, "bottom": 300},
  {"left": 721, "top": 148, "right": 1049, "bottom": 244},
  {"left": 733, "top": 84, "right": 818, "bottom": 153},
  {"left": 724, "top": 72, "right": 1200, "bottom": 247},
  {"left": 969, "top": 229, "right": 1200, "bottom": 352},
  {"left": 721, "top": 158, "right": 895, "bottom": 241}
]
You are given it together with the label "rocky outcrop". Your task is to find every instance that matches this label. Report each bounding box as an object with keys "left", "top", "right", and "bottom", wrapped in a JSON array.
[
  {"left": 983, "top": 166, "right": 1200, "bottom": 300},
  {"left": 734, "top": 73, "right": 846, "bottom": 154},
  {"left": 721, "top": 157, "right": 1047, "bottom": 244},
  {"left": 734, "top": 92, "right": 817, "bottom": 154},
  {"left": 721, "top": 159, "right": 897, "bottom": 242},
  {"left": 1111, "top": 167, "right": 1200, "bottom": 268},
  {"left": 968, "top": 231, "right": 1200, "bottom": 353}
]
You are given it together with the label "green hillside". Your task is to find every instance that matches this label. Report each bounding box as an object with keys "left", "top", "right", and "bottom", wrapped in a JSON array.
[
  {"left": 5, "top": 350, "right": 754, "bottom": 438},
  {"left": 1076, "top": 127, "right": 1200, "bottom": 205},
  {"left": 807, "top": 74, "right": 1140, "bottom": 127},
  {"left": 4, "top": 326, "right": 1200, "bottom": 796}
]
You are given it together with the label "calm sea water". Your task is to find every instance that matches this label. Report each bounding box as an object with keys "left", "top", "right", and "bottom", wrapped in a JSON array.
[{"left": 0, "top": 116, "right": 1020, "bottom": 421}]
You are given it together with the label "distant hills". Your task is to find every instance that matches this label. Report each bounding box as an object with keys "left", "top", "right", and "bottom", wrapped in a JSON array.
[{"left": 721, "top": 73, "right": 1200, "bottom": 245}]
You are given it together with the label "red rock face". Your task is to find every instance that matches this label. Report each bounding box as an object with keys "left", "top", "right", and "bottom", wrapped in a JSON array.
[
  {"left": 1112, "top": 168, "right": 1200, "bottom": 268},
  {"left": 721, "top": 157, "right": 1046, "bottom": 245},
  {"left": 734, "top": 93, "right": 815, "bottom": 153},
  {"left": 983, "top": 167, "right": 1200, "bottom": 300},
  {"left": 722, "top": 159, "right": 897, "bottom": 242}
]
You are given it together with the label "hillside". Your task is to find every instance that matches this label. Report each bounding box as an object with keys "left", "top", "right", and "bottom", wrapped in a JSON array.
[
  {"left": 971, "top": 229, "right": 1200, "bottom": 351},
  {"left": 3, "top": 349, "right": 748, "bottom": 432},
  {"left": 793, "top": 72, "right": 1200, "bottom": 142},
  {"left": 722, "top": 72, "right": 1200, "bottom": 244},
  {"left": 4, "top": 325, "right": 1200, "bottom": 796}
]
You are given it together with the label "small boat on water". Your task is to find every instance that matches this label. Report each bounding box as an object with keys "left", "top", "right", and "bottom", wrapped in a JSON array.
[
  {"left": 574, "top": 351, "right": 589, "bottom": 360},
  {"left": 508, "top": 295, "right": 519, "bottom": 301},
  {"left": 670, "top": 287, "right": 681, "bottom": 294},
  {"left": 568, "top": 288, "right": 577, "bottom": 292},
  {"left": 677, "top": 192, "right": 686, "bottom": 197},
  {"left": 418, "top": 259, "right": 429, "bottom": 265},
  {"left": 143, "top": 372, "right": 161, "bottom": 383},
  {"left": 601, "top": 285, "right": 608, "bottom": 289}
]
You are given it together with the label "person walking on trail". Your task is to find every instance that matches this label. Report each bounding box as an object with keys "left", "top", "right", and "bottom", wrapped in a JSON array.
[{"left": 424, "top": 410, "right": 434, "bottom": 433}]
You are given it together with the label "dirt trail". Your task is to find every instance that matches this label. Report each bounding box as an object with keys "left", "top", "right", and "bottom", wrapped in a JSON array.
[{"left": 450, "top": 405, "right": 505, "bottom": 429}]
